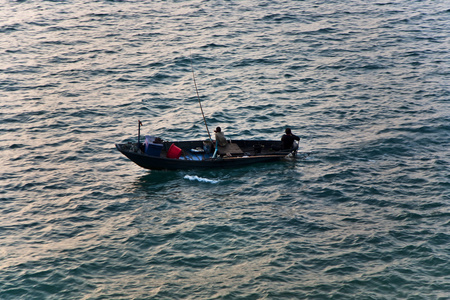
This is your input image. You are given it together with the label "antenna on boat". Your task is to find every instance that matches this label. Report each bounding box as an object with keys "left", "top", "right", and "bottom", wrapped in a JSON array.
[
  {"left": 138, "top": 120, "right": 143, "bottom": 145},
  {"left": 190, "top": 52, "right": 212, "bottom": 142}
]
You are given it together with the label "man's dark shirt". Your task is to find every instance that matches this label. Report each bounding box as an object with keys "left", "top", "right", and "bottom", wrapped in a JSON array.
[{"left": 281, "top": 134, "right": 300, "bottom": 149}]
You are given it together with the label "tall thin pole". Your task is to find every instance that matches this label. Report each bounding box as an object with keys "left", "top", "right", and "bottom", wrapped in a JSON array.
[
  {"left": 190, "top": 54, "right": 212, "bottom": 142},
  {"left": 138, "top": 120, "right": 143, "bottom": 145}
]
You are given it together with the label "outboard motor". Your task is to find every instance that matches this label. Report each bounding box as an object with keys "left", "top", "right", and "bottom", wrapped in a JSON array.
[{"left": 291, "top": 140, "right": 299, "bottom": 157}]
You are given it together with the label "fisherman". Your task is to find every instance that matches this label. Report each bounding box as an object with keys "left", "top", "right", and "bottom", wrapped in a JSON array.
[
  {"left": 281, "top": 128, "right": 300, "bottom": 150},
  {"left": 214, "top": 127, "right": 227, "bottom": 147}
]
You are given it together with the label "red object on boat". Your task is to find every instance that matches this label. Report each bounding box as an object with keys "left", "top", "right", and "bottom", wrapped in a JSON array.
[{"left": 167, "top": 144, "right": 182, "bottom": 159}]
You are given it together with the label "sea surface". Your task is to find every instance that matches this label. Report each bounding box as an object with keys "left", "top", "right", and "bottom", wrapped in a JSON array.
[{"left": 1, "top": 0, "right": 449, "bottom": 299}]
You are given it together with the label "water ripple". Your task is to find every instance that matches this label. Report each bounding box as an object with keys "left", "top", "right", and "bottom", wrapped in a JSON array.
[{"left": 0, "top": 0, "right": 449, "bottom": 299}]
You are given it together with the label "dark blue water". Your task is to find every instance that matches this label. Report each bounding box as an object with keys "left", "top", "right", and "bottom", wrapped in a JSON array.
[{"left": 1, "top": 1, "right": 449, "bottom": 299}]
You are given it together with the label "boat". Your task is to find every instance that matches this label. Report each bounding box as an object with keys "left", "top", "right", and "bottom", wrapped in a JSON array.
[
  {"left": 115, "top": 135, "right": 299, "bottom": 171},
  {"left": 116, "top": 61, "right": 301, "bottom": 170}
]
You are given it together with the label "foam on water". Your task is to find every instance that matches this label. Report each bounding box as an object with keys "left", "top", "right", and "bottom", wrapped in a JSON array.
[{"left": 184, "top": 175, "right": 220, "bottom": 184}]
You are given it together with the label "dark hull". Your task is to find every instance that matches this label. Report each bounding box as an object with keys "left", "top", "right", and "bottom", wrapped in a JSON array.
[{"left": 116, "top": 140, "right": 295, "bottom": 171}]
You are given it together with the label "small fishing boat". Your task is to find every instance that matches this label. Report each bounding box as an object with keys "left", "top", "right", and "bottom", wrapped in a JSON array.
[
  {"left": 116, "top": 60, "right": 302, "bottom": 170},
  {"left": 116, "top": 134, "right": 299, "bottom": 171}
]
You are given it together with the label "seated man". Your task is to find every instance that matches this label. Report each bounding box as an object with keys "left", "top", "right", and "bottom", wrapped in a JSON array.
[
  {"left": 214, "top": 127, "right": 227, "bottom": 147},
  {"left": 212, "top": 126, "right": 227, "bottom": 158},
  {"left": 281, "top": 128, "right": 300, "bottom": 150}
]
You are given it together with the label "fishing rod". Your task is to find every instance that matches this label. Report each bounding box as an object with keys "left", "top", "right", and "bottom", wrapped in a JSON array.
[{"left": 190, "top": 53, "right": 212, "bottom": 142}]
